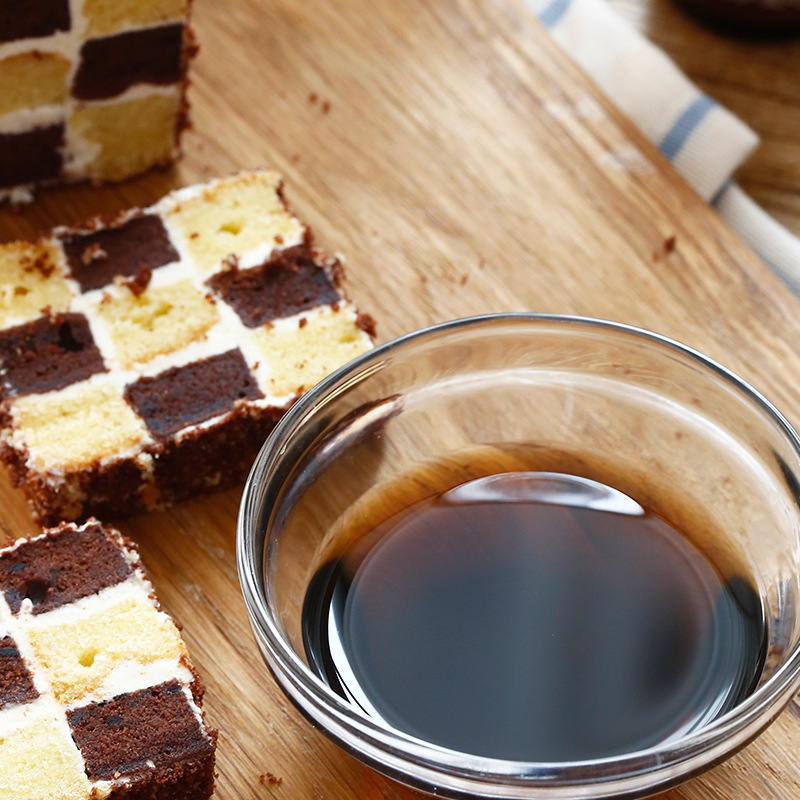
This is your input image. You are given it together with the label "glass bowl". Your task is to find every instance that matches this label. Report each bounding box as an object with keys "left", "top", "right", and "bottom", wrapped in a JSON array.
[{"left": 237, "top": 313, "right": 800, "bottom": 799}]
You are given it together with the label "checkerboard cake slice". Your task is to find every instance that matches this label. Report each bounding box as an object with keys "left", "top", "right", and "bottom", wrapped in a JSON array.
[
  {"left": 0, "top": 169, "right": 376, "bottom": 525},
  {"left": 0, "top": 518, "right": 216, "bottom": 799},
  {"left": 0, "top": 0, "right": 197, "bottom": 202}
]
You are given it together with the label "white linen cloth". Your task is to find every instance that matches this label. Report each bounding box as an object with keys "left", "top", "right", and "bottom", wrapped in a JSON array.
[{"left": 525, "top": 0, "right": 800, "bottom": 292}]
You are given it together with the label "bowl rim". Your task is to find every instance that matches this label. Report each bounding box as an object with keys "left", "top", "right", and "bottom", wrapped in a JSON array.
[{"left": 237, "top": 312, "right": 800, "bottom": 798}]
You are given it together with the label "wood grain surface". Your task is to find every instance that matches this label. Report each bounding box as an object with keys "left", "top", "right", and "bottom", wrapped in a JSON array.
[{"left": 2, "top": 0, "right": 800, "bottom": 798}]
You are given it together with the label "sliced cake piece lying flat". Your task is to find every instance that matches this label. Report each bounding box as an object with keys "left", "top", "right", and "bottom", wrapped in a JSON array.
[
  {"left": 0, "top": 518, "right": 216, "bottom": 799},
  {"left": 0, "top": 169, "right": 376, "bottom": 525}
]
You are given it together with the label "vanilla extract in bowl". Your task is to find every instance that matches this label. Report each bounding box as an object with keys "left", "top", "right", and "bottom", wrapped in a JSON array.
[
  {"left": 241, "top": 314, "right": 800, "bottom": 797},
  {"left": 302, "top": 470, "right": 767, "bottom": 763}
]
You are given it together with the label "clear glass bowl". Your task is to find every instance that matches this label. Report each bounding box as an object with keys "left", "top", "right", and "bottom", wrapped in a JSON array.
[{"left": 237, "top": 313, "right": 800, "bottom": 799}]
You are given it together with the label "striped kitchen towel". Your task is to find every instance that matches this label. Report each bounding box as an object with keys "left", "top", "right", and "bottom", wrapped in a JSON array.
[{"left": 525, "top": 0, "right": 800, "bottom": 292}]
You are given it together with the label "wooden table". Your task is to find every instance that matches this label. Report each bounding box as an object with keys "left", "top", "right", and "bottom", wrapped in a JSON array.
[{"left": 2, "top": 0, "right": 800, "bottom": 798}]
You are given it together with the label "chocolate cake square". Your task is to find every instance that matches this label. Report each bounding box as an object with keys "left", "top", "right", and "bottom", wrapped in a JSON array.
[
  {"left": 0, "top": 0, "right": 71, "bottom": 43},
  {"left": 68, "top": 680, "right": 214, "bottom": 784},
  {"left": 61, "top": 214, "right": 179, "bottom": 292},
  {"left": 207, "top": 244, "right": 344, "bottom": 328},
  {"left": 126, "top": 349, "right": 265, "bottom": 439},
  {"left": 0, "top": 521, "right": 132, "bottom": 614},
  {"left": 0, "top": 170, "right": 376, "bottom": 525},
  {"left": 0, "top": 635, "right": 38, "bottom": 710},
  {"left": 0, "top": 313, "right": 106, "bottom": 399},
  {"left": 0, "top": 519, "right": 216, "bottom": 799},
  {"left": 0, "top": 125, "right": 64, "bottom": 190},
  {"left": 73, "top": 24, "right": 185, "bottom": 101}
]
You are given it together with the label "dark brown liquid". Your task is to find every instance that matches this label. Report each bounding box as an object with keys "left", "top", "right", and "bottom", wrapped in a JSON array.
[{"left": 303, "top": 472, "right": 766, "bottom": 762}]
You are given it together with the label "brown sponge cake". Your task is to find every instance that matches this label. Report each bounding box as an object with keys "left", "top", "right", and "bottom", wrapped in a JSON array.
[
  {"left": 0, "top": 0, "right": 196, "bottom": 202},
  {"left": 0, "top": 518, "right": 216, "bottom": 799},
  {"left": 0, "top": 169, "right": 376, "bottom": 525}
]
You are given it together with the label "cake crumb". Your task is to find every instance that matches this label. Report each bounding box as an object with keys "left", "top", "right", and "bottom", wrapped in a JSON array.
[
  {"left": 356, "top": 313, "right": 377, "bottom": 338},
  {"left": 221, "top": 253, "right": 240, "bottom": 271},
  {"left": 122, "top": 268, "right": 153, "bottom": 298},
  {"left": 663, "top": 234, "right": 676, "bottom": 253},
  {"left": 21, "top": 252, "right": 57, "bottom": 278},
  {"left": 259, "top": 772, "right": 283, "bottom": 786},
  {"left": 81, "top": 242, "right": 108, "bottom": 266}
]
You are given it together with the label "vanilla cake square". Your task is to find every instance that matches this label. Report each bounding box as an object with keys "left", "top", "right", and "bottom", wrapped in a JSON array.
[
  {"left": 0, "top": 0, "right": 196, "bottom": 202},
  {"left": 0, "top": 518, "right": 216, "bottom": 800},
  {"left": 0, "top": 170, "right": 376, "bottom": 525}
]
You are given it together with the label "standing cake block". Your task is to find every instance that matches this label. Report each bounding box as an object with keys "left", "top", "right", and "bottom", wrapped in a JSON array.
[
  {"left": 0, "top": 518, "right": 216, "bottom": 799},
  {"left": 0, "top": 169, "right": 376, "bottom": 525},
  {"left": 0, "top": 0, "right": 197, "bottom": 202}
]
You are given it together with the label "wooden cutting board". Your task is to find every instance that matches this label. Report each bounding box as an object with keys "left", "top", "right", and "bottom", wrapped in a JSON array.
[{"left": 3, "top": 0, "right": 800, "bottom": 798}]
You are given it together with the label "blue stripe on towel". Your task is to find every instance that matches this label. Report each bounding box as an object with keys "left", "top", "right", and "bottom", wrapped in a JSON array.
[
  {"left": 659, "top": 95, "right": 716, "bottom": 161},
  {"left": 538, "top": 0, "right": 574, "bottom": 28}
]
